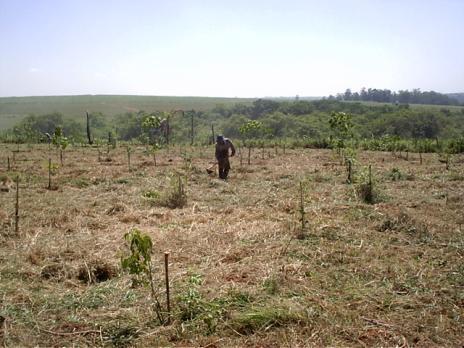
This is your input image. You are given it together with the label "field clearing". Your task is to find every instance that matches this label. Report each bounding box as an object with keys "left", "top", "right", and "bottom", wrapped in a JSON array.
[
  {"left": 0, "top": 95, "right": 255, "bottom": 129},
  {"left": 0, "top": 144, "right": 463, "bottom": 346}
]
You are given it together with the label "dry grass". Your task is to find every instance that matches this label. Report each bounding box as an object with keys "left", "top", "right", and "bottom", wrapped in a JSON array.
[{"left": 0, "top": 143, "right": 463, "bottom": 346}]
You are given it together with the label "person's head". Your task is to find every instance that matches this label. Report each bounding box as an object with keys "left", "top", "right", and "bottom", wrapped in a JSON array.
[{"left": 216, "top": 135, "right": 225, "bottom": 144}]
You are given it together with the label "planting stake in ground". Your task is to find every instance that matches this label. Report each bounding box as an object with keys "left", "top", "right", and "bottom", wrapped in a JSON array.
[
  {"left": 15, "top": 175, "right": 19, "bottom": 234},
  {"left": 347, "top": 160, "right": 352, "bottom": 184},
  {"left": 86, "top": 111, "right": 93, "bottom": 145},
  {"left": 164, "top": 252, "right": 171, "bottom": 324},
  {"left": 7, "top": 157, "right": 10, "bottom": 171},
  {"left": 420, "top": 152, "right": 422, "bottom": 165},
  {"left": 211, "top": 124, "right": 215, "bottom": 145},
  {"left": 299, "top": 181, "right": 306, "bottom": 232},
  {"left": 368, "top": 164, "right": 372, "bottom": 194},
  {"left": 190, "top": 111, "right": 194, "bottom": 146},
  {"left": 48, "top": 158, "right": 52, "bottom": 190},
  {"left": 127, "top": 147, "right": 131, "bottom": 172}
]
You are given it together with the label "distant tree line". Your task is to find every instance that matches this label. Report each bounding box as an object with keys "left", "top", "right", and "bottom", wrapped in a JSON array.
[
  {"left": 2, "top": 98, "right": 464, "bottom": 147},
  {"left": 330, "top": 88, "right": 462, "bottom": 106}
]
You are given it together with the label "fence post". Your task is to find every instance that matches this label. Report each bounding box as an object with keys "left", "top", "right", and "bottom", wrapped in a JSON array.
[{"left": 164, "top": 252, "right": 171, "bottom": 324}]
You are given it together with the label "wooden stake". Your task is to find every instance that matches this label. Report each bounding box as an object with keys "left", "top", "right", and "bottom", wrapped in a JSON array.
[
  {"left": 368, "top": 165, "right": 372, "bottom": 186},
  {"left": 164, "top": 252, "right": 171, "bottom": 324},
  {"left": 86, "top": 111, "right": 93, "bottom": 145},
  {"left": 300, "top": 181, "right": 305, "bottom": 231},
  {"left": 7, "top": 157, "right": 10, "bottom": 171},
  {"left": 190, "top": 112, "right": 194, "bottom": 146},
  {"left": 211, "top": 124, "right": 215, "bottom": 145},
  {"left": 15, "top": 176, "right": 19, "bottom": 234},
  {"left": 347, "top": 160, "right": 352, "bottom": 184},
  {"left": 48, "top": 158, "right": 52, "bottom": 190}
]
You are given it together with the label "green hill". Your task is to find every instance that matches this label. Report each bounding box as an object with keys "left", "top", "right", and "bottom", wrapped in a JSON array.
[{"left": 0, "top": 95, "right": 255, "bottom": 130}]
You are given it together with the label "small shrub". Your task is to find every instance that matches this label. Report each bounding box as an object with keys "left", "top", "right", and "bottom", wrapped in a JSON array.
[
  {"left": 142, "top": 189, "right": 160, "bottom": 205},
  {"left": 262, "top": 276, "right": 279, "bottom": 295},
  {"left": 177, "top": 274, "right": 225, "bottom": 334},
  {"left": 230, "top": 306, "right": 305, "bottom": 335},
  {"left": 356, "top": 166, "right": 382, "bottom": 204},
  {"left": 388, "top": 167, "right": 402, "bottom": 181},
  {"left": 158, "top": 175, "right": 187, "bottom": 209}
]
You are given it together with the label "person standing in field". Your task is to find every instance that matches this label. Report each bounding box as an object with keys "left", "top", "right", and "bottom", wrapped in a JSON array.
[{"left": 215, "top": 135, "right": 236, "bottom": 180}]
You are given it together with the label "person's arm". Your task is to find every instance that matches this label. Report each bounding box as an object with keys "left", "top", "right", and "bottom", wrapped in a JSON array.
[{"left": 228, "top": 140, "right": 236, "bottom": 157}]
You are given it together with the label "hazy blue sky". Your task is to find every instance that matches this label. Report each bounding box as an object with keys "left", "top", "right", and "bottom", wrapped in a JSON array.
[{"left": 0, "top": 0, "right": 463, "bottom": 97}]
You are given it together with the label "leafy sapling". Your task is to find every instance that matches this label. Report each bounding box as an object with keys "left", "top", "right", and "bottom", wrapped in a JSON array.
[
  {"left": 51, "top": 127, "right": 69, "bottom": 166},
  {"left": 121, "top": 228, "right": 165, "bottom": 324},
  {"left": 239, "top": 120, "right": 263, "bottom": 165}
]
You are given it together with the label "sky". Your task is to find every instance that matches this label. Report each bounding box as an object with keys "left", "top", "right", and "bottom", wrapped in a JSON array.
[{"left": 0, "top": 0, "right": 463, "bottom": 98}]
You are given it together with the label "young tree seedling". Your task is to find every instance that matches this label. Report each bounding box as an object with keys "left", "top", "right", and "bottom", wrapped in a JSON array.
[
  {"left": 239, "top": 120, "right": 263, "bottom": 165},
  {"left": 121, "top": 229, "right": 165, "bottom": 324}
]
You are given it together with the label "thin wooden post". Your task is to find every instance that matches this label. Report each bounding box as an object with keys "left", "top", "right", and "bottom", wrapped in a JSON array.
[
  {"left": 300, "top": 181, "right": 305, "bottom": 231},
  {"left": 211, "top": 124, "right": 215, "bottom": 145},
  {"left": 248, "top": 146, "right": 251, "bottom": 165},
  {"left": 368, "top": 165, "right": 372, "bottom": 187},
  {"left": 164, "top": 252, "right": 171, "bottom": 324},
  {"left": 7, "top": 157, "right": 10, "bottom": 171},
  {"left": 166, "top": 117, "right": 170, "bottom": 145},
  {"left": 15, "top": 176, "right": 19, "bottom": 234},
  {"left": 86, "top": 111, "right": 93, "bottom": 145},
  {"left": 347, "top": 160, "right": 352, "bottom": 184},
  {"left": 419, "top": 152, "right": 422, "bottom": 165},
  {"left": 190, "top": 112, "right": 194, "bottom": 146},
  {"left": 48, "top": 158, "right": 52, "bottom": 189}
]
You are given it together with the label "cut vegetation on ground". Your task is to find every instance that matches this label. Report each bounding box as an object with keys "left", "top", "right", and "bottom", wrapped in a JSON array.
[{"left": 0, "top": 144, "right": 463, "bottom": 346}]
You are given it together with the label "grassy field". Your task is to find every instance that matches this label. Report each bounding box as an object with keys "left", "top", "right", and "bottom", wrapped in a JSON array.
[
  {"left": 0, "top": 95, "right": 255, "bottom": 130},
  {"left": 0, "top": 144, "right": 463, "bottom": 346}
]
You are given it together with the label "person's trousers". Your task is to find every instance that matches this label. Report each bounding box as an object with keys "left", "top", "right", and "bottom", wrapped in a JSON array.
[{"left": 217, "top": 157, "right": 230, "bottom": 179}]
